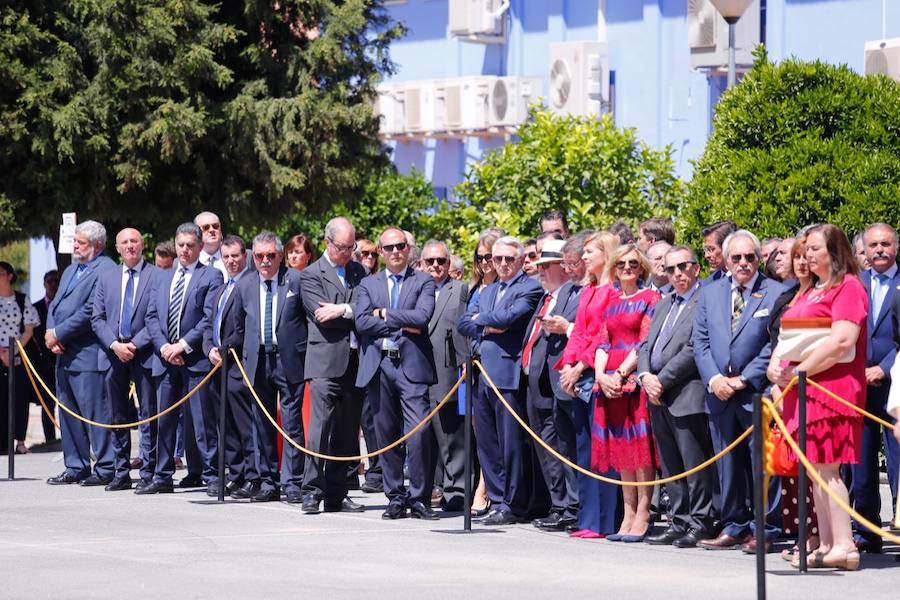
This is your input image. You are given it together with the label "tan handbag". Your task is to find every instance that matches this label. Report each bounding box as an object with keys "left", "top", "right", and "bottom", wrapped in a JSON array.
[{"left": 775, "top": 317, "right": 855, "bottom": 363}]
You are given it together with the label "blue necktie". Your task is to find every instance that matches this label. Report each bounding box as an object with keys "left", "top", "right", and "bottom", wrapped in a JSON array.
[
  {"left": 213, "top": 278, "right": 234, "bottom": 347},
  {"left": 120, "top": 268, "right": 136, "bottom": 339},
  {"left": 650, "top": 295, "right": 682, "bottom": 373},
  {"left": 873, "top": 273, "right": 890, "bottom": 318},
  {"left": 63, "top": 264, "right": 86, "bottom": 295},
  {"left": 335, "top": 265, "right": 347, "bottom": 288},
  {"left": 390, "top": 273, "right": 402, "bottom": 309},
  {"left": 493, "top": 282, "right": 508, "bottom": 308},
  {"left": 263, "top": 279, "right": 274, "bottom": 353}
]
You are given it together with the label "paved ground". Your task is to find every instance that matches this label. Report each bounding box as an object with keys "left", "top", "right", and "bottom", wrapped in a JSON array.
[{"left": 2, "top": 408, "right": 899, "bottom": 598}]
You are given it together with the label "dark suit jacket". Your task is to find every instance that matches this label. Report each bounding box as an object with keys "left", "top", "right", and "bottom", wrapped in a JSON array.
[
  {"left": 523, "top": 282, "right": 580, "bottom": 405},
  {"left": 202, "top": 273, "right": 244, "bottom": 380},
  {"left": 428, "top": 278, "right": 470, "bottom": 384},
  {"left": 692, "top": 274, "right": 786, "bottom": 414},
  {"left": 354, "top": 266, "right": 437, "bottom": 387},
  {"left": 227, "top": 266, "right": 307, "bottom": 386},
  {"left": 299, "top": 256, "right": 366, "bottom": 379},
  {"left": 637, "top": 287, "right": 705, "bottom": 417},
  {"left": 47, "top": 255, "right": 117, "bottom": 372},
  {"left": 861, "top": 268, "right": 900, "bottom": 378},
  {"left": 145, "top": 262, "right": 223, "bottom": 375},
  {"left": 91, "top": 261, "right": 159, "bottom": 371},
  {"left": 458, "top": 270, "right": 543, "bottom": 390}
]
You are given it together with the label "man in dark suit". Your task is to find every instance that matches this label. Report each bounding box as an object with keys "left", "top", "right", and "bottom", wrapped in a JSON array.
[
  {"left": 700, "top": 220, "right": 736, "bottom": 285},
  {"left": 639, "top": 245, "right": 716, "bottom": 548},
  {"left": 31, "top": 269, "right": 60, "bottom": 444},
  {"left": 202, "top": 235, "right": 256, "bottom": 498},
  {"left": 299, "top": 217, "right": 367, "bottom": 514},
  {"left": 45, "top": 220, "right": 117, "bottom": 485},
  {"left": 693, "top": 230, "right": 786, "bottom": 551},
  {"left": 422, "top": 239, "right": 469, "bottom": 512},
  {"left": 459, "top": 236, "right": 543, "bottom": 526},
  {"left": 524, "top": 238, "right": 581, "bottom": 532},
  {"left": 138, "top": 222, "right": 223, "bottom": 495},
  {"left": 852, "top": 222, "right": 900, "bottom": 553},
  {"left": 228, "top": 232, "right": 308, "bottom": 503},
  {"left": 355, "top": 228, "right": 438, "bottom": 519},
  {"left": 91, "top": 228, "right": 160, "bottom": 491}
]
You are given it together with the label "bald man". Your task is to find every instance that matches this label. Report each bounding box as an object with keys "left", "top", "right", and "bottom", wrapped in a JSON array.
[{"left": 91, "top": 228, "right": 162, "bottom": 490}]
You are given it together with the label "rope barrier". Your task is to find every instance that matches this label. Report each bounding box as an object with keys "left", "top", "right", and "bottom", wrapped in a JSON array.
[
  {"left": 21, "top": 354, "right": 60, "bottom": 430},
  {"left": 16, "top": 340, "right": 220, "bottom": 429},
  {"left": 229, "top": 348, "right": 462, "bottom": 462},
  {"left": 473, "top": 360, "right": 797, "bottom": 487},
  {"left": 763, "top": 396, "right": 900, "bottom": 546}
]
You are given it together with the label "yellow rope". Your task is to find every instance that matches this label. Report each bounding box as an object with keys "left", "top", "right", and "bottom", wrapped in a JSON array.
[
  {"left": 473, "top": 360, "right": 795, "bottom": 487},
  {"left": 17, "top": 340, "right": 220, "bottom": 429},
  {"left": 806, "top": 378, "right": 895, "bottom": 431},
  {"left": 764, "top": 397, "right": 900, "bottom": 545},
  {"left": 21, "top": 354, "right": 60, "bottom": 430},
  {"left": 229, "top": 348, "right": 462, "bottom": 462}
]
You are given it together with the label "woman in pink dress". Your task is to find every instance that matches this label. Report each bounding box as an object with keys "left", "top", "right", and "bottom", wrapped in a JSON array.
[
  {"left": 592, "top": 243, "right": 660, "bottom": 542},
  {"left": 768, "top": 224, "right": 867, "bottom": 571}
]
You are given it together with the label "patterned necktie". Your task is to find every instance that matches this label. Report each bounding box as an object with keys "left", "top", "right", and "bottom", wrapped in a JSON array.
[
  {"left": 263, "top": 279, "right": 274, "bottom": 352},
  {"left": 650, "top": 295, "right": 682, "bottom": 372},
  {"left": 390, "top": 273, "right": 403, "bottom": 309},
  {"left": 522, "top": 293, "right": 553, "bottom": 370},
  {"left": 167, "top": 267, "right": 187, "bottom": 343},
  {"left": 213, "top": 278, "right": 234, "bottom": 347},
  {"left": 120, "top": 268, "right": 136, "bottom": 339},
  {"left": 731, "top": 285, "right": 746, "bottom": 333},
  {"left": 208, "top": 255, "right": 216, "bottom": 268}
]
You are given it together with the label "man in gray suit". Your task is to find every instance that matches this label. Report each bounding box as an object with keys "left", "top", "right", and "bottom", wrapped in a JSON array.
[
  {"left": 638, "top": 245, "right": 716, "bottom": 548},
  {"left": 422, "top": 239, "right": 469, "bottom": 512}
]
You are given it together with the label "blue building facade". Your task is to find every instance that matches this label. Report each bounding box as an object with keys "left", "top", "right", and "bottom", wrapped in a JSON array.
[{"left": 379, "top": 0, "right": 898, "bottom": 195}]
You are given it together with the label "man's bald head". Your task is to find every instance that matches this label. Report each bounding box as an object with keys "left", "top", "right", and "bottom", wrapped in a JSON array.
[{"left": 115, "top": 227, "right": 144, "bottom": 268}]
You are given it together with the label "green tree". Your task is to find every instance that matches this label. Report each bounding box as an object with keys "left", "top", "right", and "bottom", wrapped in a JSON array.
[
  {"left": 0, "top": 0, "right": 402, "bottom": 241},
  {"left": 680, "top": 48, "right": 900, "bottom": 246}
]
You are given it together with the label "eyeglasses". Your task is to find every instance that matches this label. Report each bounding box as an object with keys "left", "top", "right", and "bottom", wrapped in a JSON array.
[
  {"left": 525, "top": 252, "right": 538, "bottom": 260},
  {"left": 327, "top": 238, "right": 357, "bottom": 253},
  {"left": 492, "top": 255, "right": 517, "bottom": 265},
  {"left": 664, "top": 261, "right": 697, "bottom": 274},
  {"left": 200, "top": 223, "right": 221, "bottom": 232},
  {"left": 381, "top": 242, "right": 408, "bottom": 253},
  {"left": 562, "top": 260, "right": 582, "bottom": 270},
  {"left": 254, "top": 252, "right": 277, "bottom": 261},
  {"left": 615, "top": 259, "right": 640, "bottom": 270},
  {"left": 476, "top": 253, "right": 492, "bottom": 263},
  {"left": 360, "top": 251, "right": 378, "bottom": 259},
  {"left": 424, "top": 257, "right": 448, "bottom": 266},
  {"left": 729, "top": 253, "right": 758, "bottom": 264}
]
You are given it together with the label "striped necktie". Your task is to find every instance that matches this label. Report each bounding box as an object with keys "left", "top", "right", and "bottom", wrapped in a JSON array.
[
  {"left": 263, "top": 279, "right": 274, "bottom": 352},
  {"left": 167, "top": 267, "right": 187, "bottom": 343},
  {"left": 731, "top": 285, "right": 746, "bottom": 333}
]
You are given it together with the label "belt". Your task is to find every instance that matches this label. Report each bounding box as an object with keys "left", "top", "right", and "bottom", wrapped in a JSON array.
[
  {"left": 381, "top": 348, "right": 400, "bottom": 359},
  {"left": 259, "top": 345, "right": 278, "bottom": 354}
]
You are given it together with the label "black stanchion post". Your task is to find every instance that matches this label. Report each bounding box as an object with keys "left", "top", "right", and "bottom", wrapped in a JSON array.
[
  {"left": 753, "top": 394, "right": 766, "bottom": 600},
  {"left": 463, "top": 358, "right": 473, "bottom": 532},
  {"left": 797, "top": 371, "right": 808, "bottom": 573},
  {"left": 7, "top": 337, "right": 14, "bottom": 480},
  {"left": 217, "top": 348, "right": 229, "bottom": 502}
]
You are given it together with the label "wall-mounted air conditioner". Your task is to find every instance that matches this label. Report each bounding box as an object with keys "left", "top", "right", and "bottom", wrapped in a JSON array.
[
  {"left": 488, "top": 76, "right": 543, "bottom": 126},
  {"left": 375, "top": 83, "right": 403, "bottom": 136},
  {"left": 449, "top": 0, "right": 509, "bottom": 43},
  {"left": 864, "top": 38, "right": 900, "bottom": 82},
  {"left": 548, "top": 41, "right": 609, "bottom": 118},
  {"left": 444, "top": 76, "right": 495, "bottom": 130},
  {"left": 688, "top": 0, "right": 760, "bottom": 71}
]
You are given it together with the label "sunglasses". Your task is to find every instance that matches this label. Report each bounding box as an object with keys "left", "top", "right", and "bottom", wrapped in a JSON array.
[
  {"left": 424, "top": 257, "right": 448, "bottom": 266},
  {"left": 200, "top": 223, "right": 221, "bottom": 232},
  {"left": 492, "top": 255, "right": 517, "bottom": 265},
  {"left": 476, "top": 253, "right": 492, "bottom": 263},
  {"left": 664, "top": 261, "right": 697, "bottom": 274},
  {"left": 381, "top": 242, "right": 408, "bottom": 253},
  {"left": 729, "top": 253, "right": 758, "bottom": 264},
  {"left": 360, "top": 251, "right": 378, "bottom": 259},
  {"left": 254, "top": 252, "right": 277, "bottom": 261},
  {"left": 615, "top": 259, "right": 640, "bottom": 270},
  {"left": 525, "top": 252, "right": 538, "bottom": 260},
  {"left": 327, "top": 238, "right": 357, "bottom": 253}
]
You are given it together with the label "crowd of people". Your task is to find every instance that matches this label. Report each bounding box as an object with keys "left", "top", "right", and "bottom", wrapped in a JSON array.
[{"left": 2, "top": 209, "right": 899, "bottom": 572}]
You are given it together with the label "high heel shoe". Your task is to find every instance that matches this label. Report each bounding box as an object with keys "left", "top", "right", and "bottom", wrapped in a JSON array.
[
  {"left": 606, "top": 532, "right": 626, "bottom": 542},
  {"left": 470, "top": 500, "right": 491, "bottom": 518},
  {"left": 821, "top": 550, "right": 860, "bottom": 571},
  {"left": 622, "top": 528, "right": 649, "bottom": 543}
]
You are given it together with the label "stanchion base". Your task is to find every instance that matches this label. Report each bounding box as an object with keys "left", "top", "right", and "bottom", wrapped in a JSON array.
[{"left": 433, "top": 529, "right": 505, "bottom": 535}]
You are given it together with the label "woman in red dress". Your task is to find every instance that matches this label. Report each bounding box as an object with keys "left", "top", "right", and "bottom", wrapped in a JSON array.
[
  {"left": 768, "top": 224, "right": 867, "bottom": 571},
  {"left": 591, "top": 243, "right": 660, "bottom": 542}
]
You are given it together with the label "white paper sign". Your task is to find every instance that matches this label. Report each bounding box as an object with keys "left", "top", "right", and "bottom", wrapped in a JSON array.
[{"left": 58, "top": 212, "right": 77, "bottom": 254}]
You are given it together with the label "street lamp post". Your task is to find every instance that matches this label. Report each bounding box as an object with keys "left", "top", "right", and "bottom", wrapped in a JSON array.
[{"left": 709, "top": 0, "right": 754, "bottom": 88}]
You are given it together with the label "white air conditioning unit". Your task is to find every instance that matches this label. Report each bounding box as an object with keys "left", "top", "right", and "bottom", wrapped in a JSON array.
[
  {"left": 444, "top": 76, "right": 495, "bottom": 130},
  {"left": 449, "top": 0, "right": 509, "bottom": 42},
  {"left": 688, "top": 0, "right": 760, "bottom": 70},
  {"left": 375, "top": 83, "right": 404, "bottom": 136},
  {"left": 402, "top": 82, "right": 424, "bottom": 133},
  {"left": 488, "top": 76, "right": 543, "bottom": 126},
  {"left": 548, "top": 41, "right": 609, "bottom": 118},
  {"left": 864, "top": 38, "right": 900, "bottom": 82}
]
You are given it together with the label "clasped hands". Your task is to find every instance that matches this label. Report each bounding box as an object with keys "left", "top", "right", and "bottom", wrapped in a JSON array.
[
  {"left": 160, "top": 343, "right": 185, "bottom": 366},
  {"left": 710, "top": 375, "right": 747, "bottom": 401}
]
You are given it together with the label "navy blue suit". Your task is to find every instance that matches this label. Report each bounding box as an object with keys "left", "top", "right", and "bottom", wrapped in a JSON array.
[
  {"left": 692, "top": 273, "right": 785, "bottom": 539},
  {"left": 48, "top": 254, "right": 117, "bottom": 479},
  {"left": 853, "top": 267, "right": 900, "bottom": 543},
  {"left": 145, "top": 262, "right": 223, "bottom": 485},
  {"left": 458, "top": 269, "right": 543, "bottom": 515},
  {"left": 228, "top": 267, "right": 308, "bottom": 494},
  {"left": 91, "top": 261, "right": 160, "bottom": 481},
  {"left": 355, "top": 267, "right": 437, "bottom": 506}
]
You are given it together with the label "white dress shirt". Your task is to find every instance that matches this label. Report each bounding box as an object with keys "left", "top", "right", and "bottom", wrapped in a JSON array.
[{"left": 200, "top": 248, "right": 229, "bottom": 280}]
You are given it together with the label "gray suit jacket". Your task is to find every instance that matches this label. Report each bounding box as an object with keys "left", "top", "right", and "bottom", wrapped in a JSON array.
[
  {"left": 428, "top": 278, "right": 470, "bottom": 393},
  {"left": 637, "top": 288, "right": 706, "bottom": 417},
  {"left": 523, "top": 282, "right": 581, "bottom": 404}
]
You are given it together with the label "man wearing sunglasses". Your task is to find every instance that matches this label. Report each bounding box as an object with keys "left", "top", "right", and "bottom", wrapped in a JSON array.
[
  {"left": 354, "top": 228, "right": 437, "bottom": 519},
  {"left": 458, "top": 236, "right": 543, "bottom": 526},
  {"left": 637, "top": 246, "right": 715, "bottom": 548},
  {"left": 195, "top": 211, "right": 230, "bottom": 280},
  {"left": 693, "top": 230, "right": 786, "bottom": 552}
]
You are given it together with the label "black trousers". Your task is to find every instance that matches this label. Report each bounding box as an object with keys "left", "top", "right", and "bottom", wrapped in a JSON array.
[{"left": 0, "top": 363, "right": 29, "bottom": 449}]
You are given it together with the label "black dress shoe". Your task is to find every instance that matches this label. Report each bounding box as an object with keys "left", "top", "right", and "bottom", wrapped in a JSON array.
[
  {"left": 473, "top": 506, "right": 502, "bottom": 522},
  {"left": 231, "top": 481, "right": 260, "bottom": 499},
  {"left": 104, "top": 477, "right": 133, "bottom": 492},
  {"left": 207, "top": 482, "right": 223, "bottom": 497},
  {"left": 565, "top": 523, "right": 580, "bottom": 534},
  {"left": 225, "top": 479, "right": 244, "bottom": 495},
  {"left": 79, "top": 474, "right": 113, "bottom": 487},
  {"left": 302, "top": 496, "right": 321, "bottom": 514},
  {"left": 251, "top": 488, "right": 281, "bottom": 502},
  {"left": 178, "top": 475, "right": 204, "bottom": 488},
  {"left": 285, "top": 489, "right": 304, "bottom": 504},
  {"left": 361, "top": 479, "right": 384, "bottom": 493},
  {"left": 854, "top": 538, "right": 883, "bottom": 554},
  {"left": 480, "top": 508, "right": 517, "bottom": 526},
  {"left": 532, "top": 512, "right": 576, "bottom": 531},
  {"left": 47, "top": 471, "right": 87, "bottom": 485},
  {"left": 134, "top": 481, "right": 174, "bottom": 495},
  {"left": 134, "top": 478, "right": 153, "bottom": 491},
  {"left": 382, "top": 501, "right": 408, "bottom": 520},
  {"left": 673, "top": 528, "right": 713, "bottom": 549},
  {"left": 323, "top": 497, "right": 365, "bottom": 513},
  {"left": 410, "top": 501, "right": 440, "bottom": 520},
  {"left": 645, "top": 527, "right": 685, "bottom": 546},
  {"left": 441, "top": 497, "right": 464, "bottom": 512}
]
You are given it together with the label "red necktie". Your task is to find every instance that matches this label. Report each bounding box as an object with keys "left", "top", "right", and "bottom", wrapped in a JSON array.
[{"left": 522, "top": 293, "right": 553, "bottom": 370}]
